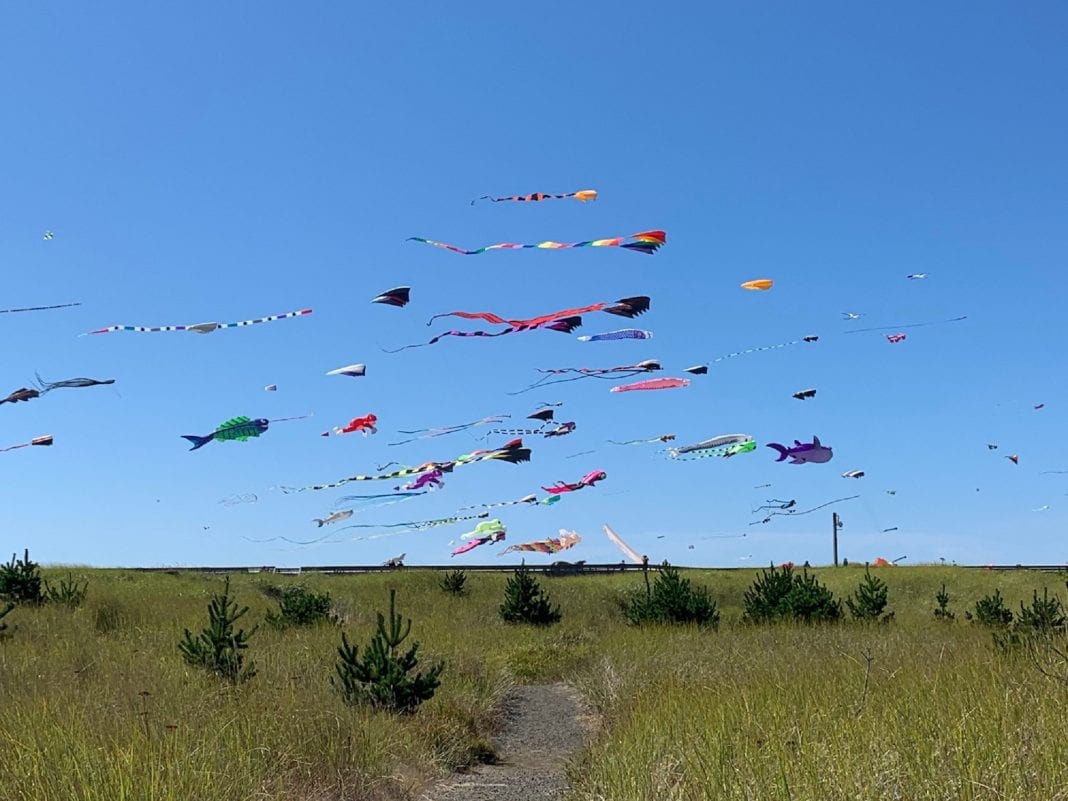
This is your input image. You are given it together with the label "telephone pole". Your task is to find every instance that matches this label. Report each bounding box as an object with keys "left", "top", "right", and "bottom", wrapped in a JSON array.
[{"left": 832, "top": 512, "right": 843, "bottom": 566}]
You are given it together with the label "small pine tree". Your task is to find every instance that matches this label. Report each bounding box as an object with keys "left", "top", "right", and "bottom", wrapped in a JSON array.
[
  {"left": 44, "top": 573, "right": 89, "bottom": 608},
  {"left": 332, "top": 589, "right": 443, "bottom": 713},
  {"left": 788, "top": 569, "right": 842, "bottom": 623},
  {"left": 0, "top": 602, "right": 13, "bottom": 637},
  {"left": 624, "top": 563, "right": 719, "bottom": 627},
  {"left": 439, "top": 569, "right": 468, "bottom": 596},
  {"left": 265, "top": 585, "right": 333, "bottom": 627},
  {"left": 178, "top": 577, "right": 257, "bottom": 683},
  {"left": 846, "top": 567, "right": 890, "bottom": 622},
  {"left": 0, "top": 549, "right": 44, "bottom": 605},
  {"left": 1016, "top": 588, "right": 1066, "bottom": 633},
  {"left": 499, "top": 563, "right": 561, "bottom": 626},
  {"left": 973, "top": 590, "right": 1014, "bottom": 626},
  {"left": 742, "top": 563, "right": 795, "bottom": 623},
  {"left": 933, "top": 583, "right": 955, "bottom": 620}
]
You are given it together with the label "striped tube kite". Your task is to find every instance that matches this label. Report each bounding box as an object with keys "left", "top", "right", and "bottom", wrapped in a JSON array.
[
  {"left": 0, "top": 434, "right": 53, "bottom": 453},
  {"left": 610, "top": 377, "right": 690, "bottom": 393},
  {"left": 407, "top": 230, "right": 665, "bottom": 256},
  {"left": 603, "top": 524, "right": 644, "bottom": 564},
  {"left": 88, "top": 308, "right": 312, "bottom": 335},
  {"left": 499, "top": 530, "right": 581, "bottom": 556},
  {"left": 472, "top": 189, "right": 597, "bottom": 205},
  {"left": 669, "top": 434, "right": 756, "bottom": 460}
]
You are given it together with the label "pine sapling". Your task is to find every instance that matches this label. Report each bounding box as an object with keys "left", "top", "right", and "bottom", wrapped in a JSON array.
[
  {"left": 742, "top": 563, "right": 795, "bottom": 623},
  {"left": 623, "top": 563, "right": 719, "bottom": 627},
  {"left": 0, "top": 549, "right": 44, "bottom": 605},
  {"left": 178, "top": 576, "right": 257, "bottom": 683},
  {"left": 499, "top": 563, "right": 561, "bottom": 626},
  {"left": 846, "top": 567, "right": 891, "bottom": 622},
  {"left": 973, "top": 589, "right": 1013, "bottom": 627},
  {"left": 439, "top": 569, "right": 468, "bottom": 596},
  {"left": 44, "top": 573, "right": 89, "bottom": 608},
  {"left": 933, "top": 583, "right": 955, "bottom": 621}
]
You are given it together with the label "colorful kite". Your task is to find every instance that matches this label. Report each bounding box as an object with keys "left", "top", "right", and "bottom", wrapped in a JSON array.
[
  {"left": 610, "top": 377, "right": 689, "bottom": 393},
  {"left": 398, "top": 468, "right": 445, "bottom": 491},
  {"left": 740, "top": 279, "right": 774, "bottom": 291},
  {"left": 272, "top": 512, "right": 491, "bottom": 546},
  {"left": 452, "top": 529, "right": 506, "bottom": 556},
  {"left": 793, "top": 389, "right": 817, "bottom": 400},
  {"left": 88, "top": 308, "right": 312, "bottom": 335},
  {"left": 543, "top": 469, "right": 606, "bottom": 494},
  {"left": 460, "top": 494, "right": 561, "bottom": 510},
  {"left": 182, "top": 413, "right": 309, "bottom": 451},
  {"left": 577, "top": 329, "right": 653, "bottom": 342},
  {"left": 669, "top": 435, "right": 755, "bottom": 460},
  {"left": 511, "top": 359, "right": 661, "bottom": 394},
  {"left": 323, "top": 413, "right": 378, "bottom": 437},
  {"left": 767, "top": 436, "right": 833, "bottom": 464},
  {"left": 603, "top": 524, "right": 644, "bottom": 564},
  {"left": 0, "top": 434, "right": 53, "bottom": 453},
  {"left": 499, "top": 530, "right": 581, "bottom": 556},
  {"left": 408, "top": 230, "right": 665, "bottom": 256},
  {"left": 326, "top": 364, "right": 366, "bottom": 377},
  {"left": 459, "top": 519, "right": 507, "bottom": 541},
  {"left": 0, "top": 301, "right": 80, "bottom": 315},
  {"left": 471, "top": 189, "right": 597, "bottom": 205},
  {"left": 372, "top": 287, "right": 410, "bottom": 307},
  {"left": 886, "top": 333, "right": 907, "bottom": 343},
  {"left": 388, "top": 415, "right": 509, "bottom": 446}
]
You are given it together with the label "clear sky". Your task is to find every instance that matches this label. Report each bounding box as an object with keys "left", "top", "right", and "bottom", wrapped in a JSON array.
[{"left": 2, "top": 3, "right": 1066, "bottom": 568}]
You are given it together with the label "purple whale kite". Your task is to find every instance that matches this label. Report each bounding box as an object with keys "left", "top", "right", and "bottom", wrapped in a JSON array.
[{"left": 767, "top": 436, "right": 834, "bottom": 464}]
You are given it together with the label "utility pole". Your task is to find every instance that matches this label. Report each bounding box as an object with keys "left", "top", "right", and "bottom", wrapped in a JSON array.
[{"left": 832, "top": 512, "right": 842, "bottom": 566}]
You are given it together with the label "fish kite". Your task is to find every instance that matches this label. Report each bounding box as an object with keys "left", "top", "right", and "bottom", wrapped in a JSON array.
[
  {"left": 408, "top": 230, "right": 665, "bottom": 256},
  {"left": 372, "top": 287, "right": 410, "bottom": 308},
  {"left": 767, "top": 436, "right": 834, "bottom": 464},
  {"left": 499, "top": 530, "right": 581, "bottom": 556},
  {"left": 182, "top": 413, "right": 308, "bottom": 451},
  {"left": 886, "top": 333, "right": 907, "bottom": 344},
  {"left": 842, "top": 470, "right": 865, "bottom": 479},
  {"left": 603, "top": 524, "right": 644, "bottom": 564},
  {"left": 313, "top": 510, "right": 354, "bottom": 527},
  {"left": 0, "top": 434, "right": 53, "bottom": 453},
  {"left": 511, "top": 359, "right": 662, "bottom": 394},
  {"left": 472, "top": 189, "right": 597, "bottom": 205},
  {"left": 323, "top": 413, "right": 378, "bottom": 437},
  {"left": 740, "top": 279, "right": 774, "bottom": 291},
  {"left": 669, "top": 435, "right": 755, "bottom": 460},
  {"left": 793, "top": 389, "right": 817, "bottom": 400},
  {"left": 326, "top": 364, "right": 366, "bottom": 378},
  {"left": 0, "top": 301, "right": 80, "bottom": 315},
  {"left": 88, "top": 308, "right": 312, "bottom": 335},
  {"left": 577, "top": 329, "right": 653, "bottom": 343},
  {"left": 388, "top": 415, "right": 509, "bottom": 446},
  {"left": 543, "top": 469, "right": 606, "bottom": 494},
  {"left": 610, "top": 377, "right": 689, "bottom": 393}
]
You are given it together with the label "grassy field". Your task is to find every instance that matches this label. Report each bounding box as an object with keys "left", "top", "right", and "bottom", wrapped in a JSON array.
[{"left": 0, "top": 565, "right": 1066, "bottom": 800}]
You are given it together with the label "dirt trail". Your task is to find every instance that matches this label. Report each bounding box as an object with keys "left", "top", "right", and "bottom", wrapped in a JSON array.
[{"left": 422, "top": 683, "right": 591, "bottom": 801}]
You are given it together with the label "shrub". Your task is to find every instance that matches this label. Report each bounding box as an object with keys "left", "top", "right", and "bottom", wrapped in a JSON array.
[
  {"left": 846, "top": 567, "right": 891, "bottom": 622},
  {"left": 44, "top": 573, "right": 89, "bottom": 608},
  {"left": 439, "top": 569, "right": 468, "bottom": 596},
  {"left": 0, "top": 549, "right": 44, "bottom": 605},
  {"left": 623, "top": 563, "right": 719, "bottom": 627},
  {"left": 0, "top": 602, "right": 13, "bottom": 638},
  {"left": 789, "top": 569, "right": 842, "bottom": 623},
  {"left": 499, "top": 563, "right": 561, "bottom": 626},
  {"left": 743, "top": 564, "right": 841, "bottom": 624},
  {"left": 933, "top": 583, "right": 955, "bottom": 621},
  {"left": 265, "top": 585, "right": 334, "bottom": 627},
  {"left": 1016, "top": 587, "right": 1066, "bottom": 634},
  {"left": 973, "top": 589, "right": 1014, "bottom": 626},
  {"left": 333, "top": 589, "right": 443, "bottom": 713},
  {"left": 178, "top": 577, "right": 257, "bottom": 683}
]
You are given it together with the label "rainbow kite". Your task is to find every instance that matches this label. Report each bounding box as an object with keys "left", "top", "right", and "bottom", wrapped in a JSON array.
[{"left": 407, "top": 230, "right": 665, "bottom": 256}]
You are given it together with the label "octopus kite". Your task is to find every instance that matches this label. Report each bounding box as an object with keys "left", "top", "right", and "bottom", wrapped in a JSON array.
[
  {"left": 472, "top": 189, "right": 597, "bottom": 205},
  {"left": 543, "top": 469, "right": 606, "bottom": 494},
  {"left": 408, "top": 230, "right": 665, "bottom": 256},
  {"left": 499, "top": 530, "right": 581, "bottom": 556},
  {"left": 88, "top": 308, "right": 312, "bottom": 335}
]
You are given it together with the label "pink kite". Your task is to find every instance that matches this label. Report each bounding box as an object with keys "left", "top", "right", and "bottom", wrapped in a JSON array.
[
  {"left": 610, "top": 377, "right": 690, "bottom": 393},
  {"left": 542, "top": 469, "right": 606, "bottom": 494},
  {"left": 886, "top": 333, "right": 906, "bottom": 344}
]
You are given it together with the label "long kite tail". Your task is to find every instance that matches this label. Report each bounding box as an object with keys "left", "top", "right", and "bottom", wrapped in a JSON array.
[
  {"left": 408, "top": 231, "right": 665, "bottom": 256},
  {"left": 426, "top": 297, "right": 649, "bottom": 328},
  {"left": 0, "top": 302, "right": 80, "bottom": 315},
  {"left": 0, "top": 434, "right": 53, "bottom": 452},
  {"left": 88, "top": 308, "right": 312, "bottom": 335},
  {"left": 471, "top": 189, "right": 597, "bottom": 206},
  {"left": 383, "top": 319, "right": 580, "bottom": 354}
]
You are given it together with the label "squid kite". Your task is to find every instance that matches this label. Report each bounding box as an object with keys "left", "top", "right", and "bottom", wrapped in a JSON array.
[
  {"left": 322, "top": 413, "right": 378, "bottom": 437},
  {"left": 326, "top": 364, "right": 366, "bottom": 378},
  {"left": 408, "top": 230, "right": 665, "bottom": 256},
  {"left": 577, "top": 328, "right": 653, "bottom": 342},
  {"left": 372, "top": 287, "right": 410, "bottom": 307},
  {"left": 499, "top": 530, "right": 581, "bottom": 556},
  {"left": 2, "top": 375, "right": 115, "bottom": 406},
  {"left": 0, "top": 301, "right": 80, "bottom": 315},
  {"left": 611, "top": 377, "right": 689, "bottom": 393},
  {"left": 669, "top": 435, "right": 755, "bottom": 460},
  {"left": 511, "top": 359, "right": 661, "bottom": 394},
  {"left": 740, "top": 279, "right": 774, "bottom": 291},
  {"left": 603, "top": 524, "right": 644, "bottom": 564},
  {"left": 0, "top": 434, "right": 53, "bottom": 453},
  {"left": 88, "top": 308, "right": 312, "bottom": 335},
  {"left": 543, "top": 469, "right": 606, "bottom": 494},
  {"left": 472, "top": 189, "right": 597, "bottom": 205},
  {"left": 182, "top": 414, "right": 309, "bottom": 451},
  {"left": 388, "top": 415, "right": 509, "bottom": 446}
]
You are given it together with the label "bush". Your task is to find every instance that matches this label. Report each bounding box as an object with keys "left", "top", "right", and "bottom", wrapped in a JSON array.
[
  {"left": 743, "top": 564, "right": 841, "bottom": 624},
  {"left": 439, "top": 569, "right": 468, "bottom": 596},
  {"left": 1016, "top": 587, "right": 1066, "bottom": 634},
  {"left": 789, "top": 569, "right": 842, "bottom": 623},
  {"left": 973, "top": 589, "right": 1014, "bottom": 626},
  {"left": 265, "top": 585, "right": 334, "bottom": 627},
  {"left": 623, "top": 563, "right": 719, "bottom": 627},
  {"left": 333, "top": 589, "right": 443, "bottom": 713},
  {"left": 499, "top": 563, "right": 561, "bottom": 626},
  {"left": 0, "top": 602, "right": 13, "bottom": 638},
  {"left": 933, "top": 583, "right": 955, "bottom": 621},
  {"left": 178, "top": 577, "right": 257, "bottom": 683},
  {"left": 0, "top": 549, "right": 44, "bottom": 605},
  {"left": 44, "top": 573, "right": 89, "bottom": 608},
  {"left": 846, "top": 567, "right": 891, "bottom": 622}
]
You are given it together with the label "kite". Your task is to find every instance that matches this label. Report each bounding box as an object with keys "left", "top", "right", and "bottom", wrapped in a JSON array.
[
  {"left": 987, "top": 444, "right": 999, "bottom": 450},
  {"left": 313, "top": 510, "right": 354, "bottom": 527},
  {"left": 687, "top": 336, "right": 819, "bottom": 372},
  {"left": 264, "top": 384, "right": 277, "bottom": 392},
  {"left": 488, "top": 421, "right": 576, "bottom": 438},
  {"left": 274, "top": 512, "right": 492, "bottom": 546},
  {"left": 842, "top": 312, "right": 864, "bottom": 320},
  {"left": 335, "top": 491, "right": 424, "bottom": 507},
  {"left": 907, "top": 273, "right": 928, "bottom": 280},
  {"left": 388, "top": 415, "right": 509, "bottom": 446},
  {"left": 752, "top": 499, "right": 797, "bottom": 513},
  {"left": 683, "top": 365, "right": 708, "bottom": 375},
  {"left": 603, "top": 524, "right": 643, "bottom": 564},
  {"left": 182, "top": 414, "right": 309, "bottom": 451},
  {"left": 669, "top": 435, "right": 756, "bottom": 460},
  {"left": 528, "top": 409, "right": 556, "bottom": 423},
  {"left": 383, "top": 554, "right": 405, "bottom": 568},
  {"left": 1, "top": 374, "right": 115, "bottom": 406},
  {"left": 793, "top": 389, "right": 817, "bottom": 400},
  {"left": 510, "top": 359, "right": 661, "bottom": 394},
  {"left": 842, "top": 470, "right": 865, "bottom": 479},
  {"left": 458, "top": 519, "right": 507, "bottom": 541},
  {"left": 499, "top": 530, "right": 581, "bottom": 556},
  {"left": 610, "top": 377, "right": 689, "bottom": 393},
  {"left": 2, "top": 387, "right": 40, "bottom": 405},
  {"left": 752, "top": 495, "right": 860, "bottom": 524},
  {"left": 740, "top": 279, "right": 774, "bottom": 291},
  {"left": 398, "top": 469, "right": 445, "bottom": 491},
  {"left": 1035, "top": 403, "right": 1046, "bottom": 410},
  {"left": 323, "top": 413, "right": 378, "bottom": 437},
  {"left": 372, "top": 287, "right": 410, "bottom": 307},
  {"left": 1033, "top": 505, "right": 1051, "bottom": 512},
  {"left": 42, "top": 231, "right": 54, "bottom": 240},
  {"left": 452, "top": 529, "right": 506, "bottom": 556},
  {"left": 472, "top": 189, "right": 597, "bottom": 205},
  {"left": 609, "top": 434, "right": 676, "bottom": 446},
  {"left": 385, "top": 316, "right": 581, "bottom": 351},
  {"left": 219, "top": 493, "right": 258, "bottom": 506},
  {"left": 543, "top": 469, "right": 606, "bottom": 494},
  {"left": 460, "top": 494, "right": 561, "bottom": 510},
  {"left": 882, "top": 527, "right": 899, "bottom": 533},
  {"left": 88, "top": 308, "right": 312, "bottom": 335},
  {"left": 0, "top": 301, "right": 80, "bottom": 315},
  {"left": 843, "top": 316, "right": 967, "bottom": 335},
  {"left": 577, "top": 329, "right": 653, "bottom": 342},
  {"left": 767, "top": 436, "right": 833, "bottom": 464},
  {"left": 886, "top": 333, "right": 907, "bottom": 344},
  {"left": 326, "top": 364, "right": 366, "bottom": 377},
  {"left": 803, "top": 335, "right": 819, "bottom": 342},
  {"left": 408, "top": 230, "right": 665, "bottom": 256},
  {"left": 281, "top": 438, "right": 531, "bottom": 493},
  {"left": 1006, "top": 454, "right": 1019, "bottom": 465},
  {"left": 0, "top": 434, "right": 53, "bottom": 453},
  {"left": 886, "top": 490, "right": 897, "bottom": 495}
]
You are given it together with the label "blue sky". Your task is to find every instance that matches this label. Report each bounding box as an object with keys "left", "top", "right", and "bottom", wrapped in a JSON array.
[{"left": 2, "top": 3, "right": 1066, "bottom": 567}]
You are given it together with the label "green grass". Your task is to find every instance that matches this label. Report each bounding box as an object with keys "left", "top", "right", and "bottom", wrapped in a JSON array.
[{"left": 0, "top": 565, "right": 1065, "bottom": 800}]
